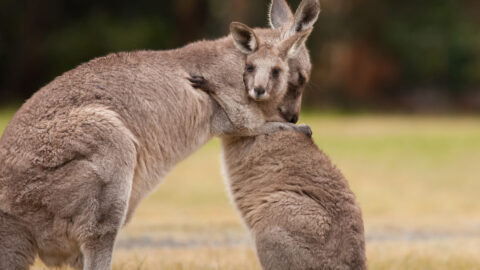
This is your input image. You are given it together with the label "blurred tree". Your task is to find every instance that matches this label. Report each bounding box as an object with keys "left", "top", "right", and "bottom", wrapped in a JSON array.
[
  {"left": 173, "top": 0, "right": 208, "bottom": 44},
  {"left": 0, "top": 0, "right": 479, "bottom": 111}
]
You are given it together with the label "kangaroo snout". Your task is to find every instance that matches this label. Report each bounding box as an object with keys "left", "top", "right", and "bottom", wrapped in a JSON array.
[
  {"left": 254, "top": 87, "right": 266, "bottom": 96},
  {"left": 250, "top": 87, "right": 268, "bottom": 100},
  {"left": 289, "top": 114, "right": 298, "bottom": 124},
  {"left": 279, "top": 106, "right": 300, "bottom": 124}
]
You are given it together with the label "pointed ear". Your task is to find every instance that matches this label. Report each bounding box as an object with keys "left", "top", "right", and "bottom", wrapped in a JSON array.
[
  {"left": 269, "top": 0, "right": 294, "bottom": 29},
  {"left": 230, "top": 22, "right": 260, "bottom": 54},
  {"left": 279, "top": 28, "right": 312, "bottom": 59},
  {"left": 290, "top": 0, "right": 320, "bottom": 34}
]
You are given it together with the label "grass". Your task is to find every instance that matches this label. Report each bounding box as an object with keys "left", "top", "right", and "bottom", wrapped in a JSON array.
[
  {"left": 1, "top": 107, "right": 480, "bottom": 269},
  {"left": 31, "top": 241, "right": 480, "bottom": 270},
  {"left": 367, "top": 239, "right": 480, "bottom": 270}
]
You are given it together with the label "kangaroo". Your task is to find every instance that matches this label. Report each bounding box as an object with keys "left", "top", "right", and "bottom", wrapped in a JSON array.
[
  {"left": 191, "top": 13, "right": 366, "bottom": 270},
  {"left": 0, "top": 1, "right": 320, "bottom": 269}
]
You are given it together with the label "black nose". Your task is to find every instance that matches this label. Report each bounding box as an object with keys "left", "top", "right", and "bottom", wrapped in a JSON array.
[
  {"left": 289, "top": 115, "right": 298, "bottom": 124},
  {"left": 254, "top": 87, "right": 266, "bottom": 96}
]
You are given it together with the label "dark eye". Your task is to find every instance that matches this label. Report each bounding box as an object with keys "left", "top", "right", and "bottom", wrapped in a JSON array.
[
  {"left": 246, "top": 64, "right": 255, "bottom": 73},
  {"left": 298, "top": 72, "right": 306, "bottom": 86},
  {"left": 295, "top": 87, "right": 303, "bottom": 97},
  {"left": 272, "top": 68, "right": 281, "bottom": 78}
]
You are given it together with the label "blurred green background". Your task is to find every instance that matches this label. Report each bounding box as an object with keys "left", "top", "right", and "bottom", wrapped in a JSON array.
[{"left": 1, "top": 0, "right": 480, "bottom": 111}]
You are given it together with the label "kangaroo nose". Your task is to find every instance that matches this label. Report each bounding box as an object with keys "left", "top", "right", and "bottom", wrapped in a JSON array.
[
  {"left": 289, "top": 115, "right": 299, "bottom": 124},
  {"left": 254, "top": 87, "right": 266, "bottom": 96}
]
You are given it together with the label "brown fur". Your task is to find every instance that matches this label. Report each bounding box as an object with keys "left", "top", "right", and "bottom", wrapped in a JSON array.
[
  {"left": 196, "top": 1, "right": 367, "bottom": 268},
  {"left": 0, "top": 1, "right": 316, "bottom": 269},
  {"left": 190, "top": 23, "right": 313, "bottom": 137},
  {"left": 222, "top": 132, "right": 367, "bottom": 270},
  {"left": 272, "top": 0, "right": 318, "bottom": 124},
  {"left": 0, "top": 211, "right": 37, "bottom": 270}
]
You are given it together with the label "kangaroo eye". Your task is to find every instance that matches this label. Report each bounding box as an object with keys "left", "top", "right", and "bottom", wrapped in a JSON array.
[
  {"left": 272, "top": 68, "right": 281, "bottom": 78},
  {"left": 246, "top": 64, "right": 255, "bottom": 73},
  {"left": 298, "top": 72, "right": 306, "bottom": 86}
]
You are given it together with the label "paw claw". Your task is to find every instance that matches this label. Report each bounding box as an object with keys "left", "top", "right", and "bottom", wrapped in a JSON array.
[
  {"left": 188, "top": 74, "right": 205, "bottom": 89},
  {"left": 298, "top": 124, "right": 312, "bottom": 138}
]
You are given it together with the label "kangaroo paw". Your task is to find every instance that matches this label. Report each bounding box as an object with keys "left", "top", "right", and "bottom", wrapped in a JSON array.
[
  {"left": 188, "top": 74, "right": 216, "bottom": 94},
  {"left": 296, "top": 124, "right": 312, "bottom": 138},
  {"left": 188, "top": 75, "right": 205, "bottom": 88}
]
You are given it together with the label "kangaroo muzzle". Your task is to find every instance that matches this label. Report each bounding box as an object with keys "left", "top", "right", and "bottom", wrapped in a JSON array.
[{"left": 249, "top": 86, "right": 269, "bottom": 101}]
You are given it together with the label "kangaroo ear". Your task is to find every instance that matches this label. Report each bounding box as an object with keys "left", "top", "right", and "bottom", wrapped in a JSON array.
[
  {"left": 269, "top": 0, "right": 294, "bottom": 29},
  {"left": 279, "top": 28, "right": 312, "bottom": 59},
  {"left": 230, "top": 22, "right": 259, "bottom": 54},
  {"left": 290, "top": 0, "right": 320, "bottom": 34}
]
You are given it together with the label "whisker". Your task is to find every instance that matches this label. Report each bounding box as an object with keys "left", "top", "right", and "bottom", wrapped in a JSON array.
[{"left": 306, "top": 82, "right": 320, "bottom": 91}]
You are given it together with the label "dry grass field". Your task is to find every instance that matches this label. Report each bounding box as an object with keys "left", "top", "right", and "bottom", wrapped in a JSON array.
[{"left": 1, "top": 107, "right": 480, "bottom": 269}]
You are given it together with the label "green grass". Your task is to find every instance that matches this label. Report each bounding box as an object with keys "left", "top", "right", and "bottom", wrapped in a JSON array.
[
  {"left": 1, "top": 108, "right": 480, "bottom": 269},
  {"left": 0, "top": 107, "right": 16, "bottom": 132}
]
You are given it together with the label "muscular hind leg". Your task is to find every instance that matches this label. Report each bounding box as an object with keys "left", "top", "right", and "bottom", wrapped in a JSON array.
[
  {"left": 80, "top": 232, "right": 117, "bottom": 270},
  {"left": 73, "top": 140, "right": 137, "bottom": 270},
  {"left": 255, "top": 226, "right": 324, "bottom": 270},
  {"left": 77, "top": 175, "right": 134, "bottom": 270},
  {"left": 0, "top": 211, "right": 37, "bottom": 270},
  {"left": 37, "top": 152, "right": 135, "bottom": 270},
  {"left": 255, "top": 227, "right": 298, "bottom": 270},
  {"left": 34, "top": 106, "right": 139, "bottom": 270}
]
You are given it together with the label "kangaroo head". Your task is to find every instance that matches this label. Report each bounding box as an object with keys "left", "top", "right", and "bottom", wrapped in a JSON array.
[
  {"left": 230, "top": 22, "right": 312, "bottom": 102},
  {"left": 269, "top": 0, "right": 320, "bottom": 123}
]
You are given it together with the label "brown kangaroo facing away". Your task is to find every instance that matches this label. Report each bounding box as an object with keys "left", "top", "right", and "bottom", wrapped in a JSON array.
[
  {"left": 0, "top": 0, "right": 320, "bottom": 269},
  {"left": 191, "top": 11, "right": 366, "bottom": 270}
]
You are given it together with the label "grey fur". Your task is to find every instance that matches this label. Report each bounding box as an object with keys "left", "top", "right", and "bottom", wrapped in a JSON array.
[
  {"left": 196, "top": 61, "right": 366, "bottom": 269},
  {"left": 0, "top": 1, "right": 316, "bottom": 269},
  {"left": 191, "top": 23, "right": 313, "bottom": 138},
  {"left": 197, "top": 43, "right": 367, "bottom": 270},
  {"left": 269, "top": 0, "right": 294, "bottom": 29},
  {"left": 290, "top": 0, "right": 321, "bottom": 36},
  {"left": 222, "top": 132, "right": 367, "bottom": 270},
  {"left": 195, "top": 2, "right": 366, "bottom": 268}
]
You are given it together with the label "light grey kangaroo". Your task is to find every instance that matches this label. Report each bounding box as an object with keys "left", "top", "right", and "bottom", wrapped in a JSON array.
[{"left": 0, "top": 0, "right": 320, "bottom": 269}]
